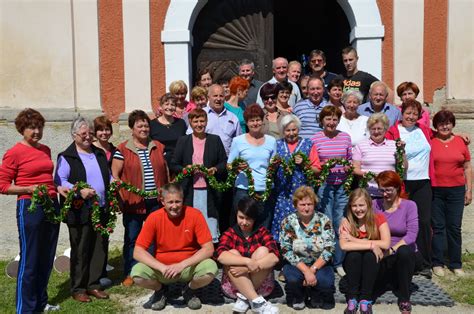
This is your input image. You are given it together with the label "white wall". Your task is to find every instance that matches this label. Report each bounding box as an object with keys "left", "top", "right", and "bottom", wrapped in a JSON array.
[
  {"left": 73, "top": 0, "right": 101, "bottom": 110},
  {"left": 393, "top": 0, "right": 424, "bottom": 104},
  {"left": 0, "top": 0, "right": 75, "bottom": 109},
  {"left": 122, "top": 0, "right": 151, "bottom": 112},
  {"left": 447, "top": 0, "right": 474, "bottom": 100}
]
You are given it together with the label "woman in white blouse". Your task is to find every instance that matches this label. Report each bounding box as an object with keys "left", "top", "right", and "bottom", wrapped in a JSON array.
[{"left": 337, "top": 90, "right": 369, "bottom": 147}]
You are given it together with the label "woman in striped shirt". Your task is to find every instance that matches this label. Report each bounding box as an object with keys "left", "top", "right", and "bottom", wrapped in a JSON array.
[
  {"left": 112, "top": 110, "right": 168, "bottom": 286},
  {"left": 311, "top": 105, "right": 352, "bottom": 277},
  {"left": 352, "top": 113, "right": 407, "bottom": 198}
]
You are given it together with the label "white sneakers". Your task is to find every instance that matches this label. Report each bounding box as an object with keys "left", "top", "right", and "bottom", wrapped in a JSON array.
[
  {"left": 232, "top": 293, "right": 250, "bottom": 313},
  {"left": 432, "top": 266, "right": 445, "bottom": 277},
  {"left": 453, "top": 268, "right": 466, "bottom": 277},
  {"left": 232, "top": 294, "right": 279, "bottom": 314}
]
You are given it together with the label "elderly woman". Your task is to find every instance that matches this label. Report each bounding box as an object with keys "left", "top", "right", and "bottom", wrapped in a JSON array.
[
  {"left": 372, "top": 171, "right": 418, "bottom": 314},
  {"left": 0, "top": 109, "right": 60, "bottom": 313},
  {"left": 275, "top": 81, "right": 293, "bottom": 113},
  {"left": 431, "top": 110, "right": 472, "bottom": 277},
  {"left": 396, "top": 82, "right": 430, "bottom": 128},
  {"left": 353, "top": 113, "right": 406, "bottom": 198},
  {"left": 168, "top": 80, "right": 189, "bottom": 119},
  {"left": 93, "top": 115, "right": 116, "bottom": 165},
  {"left": 170, "top": 108, "right": 227, "bottom": 242},
  {"left": 225, "top": 76, "right": 249, "bottom": 132},
  {"left": 260, "top": 83, "right": 288, "bottom": 139},
  {"left": 112, "top": 110, "right": 168, "bottom": 286},
  {"left": 271, "top": 114, "right": 321, "bottom": 240},
  {"left": 312, "top": 105, "right": 352, "bottom": 276},
  {"left": 386, "top": 99, "right": 433, "bottom": 278},
  {"left": 217, "top": 197, "right": 280, "bottom": 313},
  {"left": 280, "top": 186, "right": 336, "bottom": 310},
  {"left": 150, "top": 93, "right": 187, "bottom": 166},
  {"left": 337, "top": 90, "right": 369, "bottom": 147},
  {"left": 326, "top": 79, "right": 344, "bottom": 112},
  {"left": 56, "top": 116, "right": 111, "bottom": 302},
  {"left": 228, "top": 104, "right": 277, "bottom": 230}
]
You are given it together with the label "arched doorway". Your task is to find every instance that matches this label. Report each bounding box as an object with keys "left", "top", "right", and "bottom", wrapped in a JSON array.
[
  {"left": 191, "top": 0, "right": 350, "bottom": 83},
  {"left": 274, "top": 1, "right": 350, "bottom": 75},
  {"left": 161, "top": 0, "right": 384, "bottom": 88}
]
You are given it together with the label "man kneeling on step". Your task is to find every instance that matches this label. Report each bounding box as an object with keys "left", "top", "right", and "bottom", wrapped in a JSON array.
[{"left": 131, "top": 182, "right": 218, "bottom": 310}]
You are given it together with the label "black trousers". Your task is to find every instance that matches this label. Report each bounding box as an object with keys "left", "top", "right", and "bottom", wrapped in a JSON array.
[
  {"left": 404, "top": 179, "right": 432, "bottom": 270},
  {"left": 68, "top": 222, "right": 108, "bottom": 294},
  {"left": 343, "top": 250, "right": 379, "bottom": 301},
  {"left": 373, "top": 245, "right": 416, "bottom": 303}
]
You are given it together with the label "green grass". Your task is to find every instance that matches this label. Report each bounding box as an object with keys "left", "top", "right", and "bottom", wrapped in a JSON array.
[
  {"left": 0, "top": 247, "right": 148, "bottom": 313},
  {"left": 434, "top": 253, "right": 474, "bottom": 305}
]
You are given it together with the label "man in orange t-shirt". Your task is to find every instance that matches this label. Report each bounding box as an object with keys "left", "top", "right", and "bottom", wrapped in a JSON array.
[{"left": 131, "top": 183, "right": 217, "bottom": 311}]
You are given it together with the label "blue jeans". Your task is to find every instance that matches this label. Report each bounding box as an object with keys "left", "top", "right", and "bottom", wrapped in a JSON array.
[
  {"left": 317, "top": 182, "right": 348, "bottom": 267},
  {"left": 282, "top": 264, "right": 335, "bottom": 304},
  {"left": 122, "top": 198, "right": 159, "bottom": 276},
  {"left": 431, "top": 186, "right": 465, "bottom": 269}
]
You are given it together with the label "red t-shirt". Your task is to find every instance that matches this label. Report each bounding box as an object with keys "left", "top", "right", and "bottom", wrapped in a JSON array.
[
  {"left": 0, "top": 142, "right": 56, "bottom": 199},
  {"left": 135, "top": 206, "right": 212, "bottom": 265},
  {"left": 356, "top": 213, "right": 387, "bottom": 239},
  {"left": 431, "top": 136, "right": 471, "bottom": 187}
]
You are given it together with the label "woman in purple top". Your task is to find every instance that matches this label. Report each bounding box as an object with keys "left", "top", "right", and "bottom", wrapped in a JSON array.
[
  {"left": 55, "top": 117, "right": 111, "bottom": 302},
  {"left": 372, "top": 170, "right": 418, "bottom": 314},
  {"left": 311, "top": 105, "right": 352, "bottom": 276}
]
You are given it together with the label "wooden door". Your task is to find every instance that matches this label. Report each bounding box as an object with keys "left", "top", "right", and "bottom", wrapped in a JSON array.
[{"left": 192, "top": 0, "right": 274, "bottom": 84}]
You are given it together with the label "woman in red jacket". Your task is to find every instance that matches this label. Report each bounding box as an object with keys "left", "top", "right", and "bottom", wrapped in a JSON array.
[
  {"left": 0, "top": 109, "right": 60, "bottom": 313},
  {"left": 112, "top": 110, "right": 168, "bottom": 286}
]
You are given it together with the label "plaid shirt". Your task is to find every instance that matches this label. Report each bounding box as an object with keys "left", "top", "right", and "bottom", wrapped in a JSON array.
[{"left": 216, "top": 225, "right": 280, "bottom": 259}]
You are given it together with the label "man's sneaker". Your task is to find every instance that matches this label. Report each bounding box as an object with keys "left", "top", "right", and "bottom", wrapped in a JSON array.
[
  {"left": 398, "top": 301, "right": 412, "bottom": 314},
  {"left": 432, "top": 266, "right": 445, "bottom": 277},
  {"left": 251, "top": 297, "right": 279, "bottom": 314},
  {"left": 344, "top": 298, "right": 358, "bottom": 314},
  {"left": 232, "top": 293, "right": 250, "bottom": 313},
  {"left": 143, "top": 289, "right": 167, "bottom": 311},
  {"left": 182, "top": 285, "right": 202, "bottom": 310},
  {"left": 44, "top": 304, "right": 61, "bottom": 311},
  {"left": 359, "top": 300, "right": 373, "bottom": 314}
]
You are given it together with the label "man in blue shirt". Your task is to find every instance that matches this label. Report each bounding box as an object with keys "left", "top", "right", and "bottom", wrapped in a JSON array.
[
  {"left": 293, "top": 77, "right": 328, "bottom": 139},
  {"left": 202, "top": 84, "right": 242, "bottom": 155},
  {"left": 357, "top": 81, "right": 401, "bottom": 126}
]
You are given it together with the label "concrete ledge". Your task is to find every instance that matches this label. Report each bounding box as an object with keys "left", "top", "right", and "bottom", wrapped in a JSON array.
[{"left": 0, "top": 108, "right": 153, "bottom": 122}]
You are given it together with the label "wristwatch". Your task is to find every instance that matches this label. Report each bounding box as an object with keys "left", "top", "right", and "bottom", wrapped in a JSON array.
[{"left": 311, "top": 265, "right": 319, "bottom": 272}]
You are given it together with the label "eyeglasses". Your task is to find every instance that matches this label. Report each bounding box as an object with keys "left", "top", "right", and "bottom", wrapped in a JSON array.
[
  {"left": 378, "top": 187, "right": 396, "bottom": 194},
  {"left": 263, "top": 95, "right": 277, "bottom": 101}
]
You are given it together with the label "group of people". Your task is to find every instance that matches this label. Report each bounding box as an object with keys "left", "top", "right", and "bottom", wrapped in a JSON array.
[{"left": 0, "top": 45, "right": 471, "bottom": 314}]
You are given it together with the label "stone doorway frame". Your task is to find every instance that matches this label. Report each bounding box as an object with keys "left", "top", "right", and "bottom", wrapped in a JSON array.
[{"left": 161, "top": 0, "right": 385, "bottom": 89}]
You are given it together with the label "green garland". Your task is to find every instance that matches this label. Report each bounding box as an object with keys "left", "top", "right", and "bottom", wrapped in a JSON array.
[
  {"left": 395, "top": 138, "right": 406, "bottom": 179},
  {"left": 317, "top": 158, "right": 354, "bottom": 194},
  {"left": 358, "top": 171, "right": 377, "bottom": 188},
  {"left": 29, "top": 182, "right": 117, "bottom": 236},
  {"left": 287, "top": 151, "right": 320, "bottom": 188},
  {"left": 28, "top": 185, "right": 65, "bottom": 224}
]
